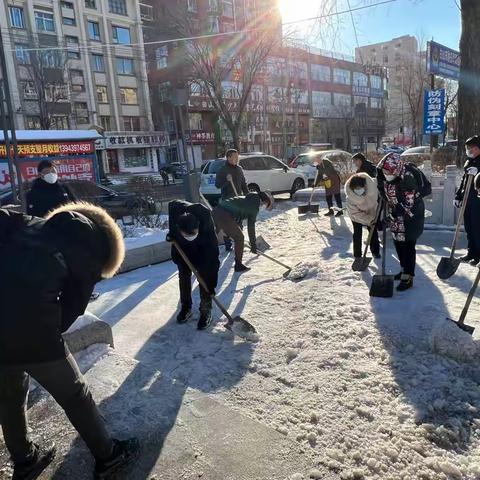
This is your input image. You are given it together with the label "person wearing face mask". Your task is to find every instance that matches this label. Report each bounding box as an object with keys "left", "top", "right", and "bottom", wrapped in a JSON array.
[
  {"left": 381, "top": 153, "right": 425, "bottom": 291},
  {"left": 454, "top": 135, "right": 480, "bottom": 266},
  {"left": 26, "top": 160, "right": 76, "bottom": 218},
  {"left": 167, "top": 200, "right": 220, "bottom": 329},
  {"left": 345, "top": 173, "right": 380, "bottom": 259},
  {"left": 314, "top": 156, "right": 343, "bottom": 216},
  {"left": 352, "top": 152, "right": 377, "bottom": 178},
  {"left": 212, "top": 191, "right": 274, "bottom": 272}
]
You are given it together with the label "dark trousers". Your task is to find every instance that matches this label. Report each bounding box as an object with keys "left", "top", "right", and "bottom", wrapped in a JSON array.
[
  {"left": 178, "top": 263, "right": 213, "bottom": 312},
  {"left": 0, "top": 354, "right": 113, "bottom": 465},
  {"left": 464, "top": 204, "right": 480, "bottom": 259},
  {"left": 394, "top": 240, "right": 417, "bottom": 276},
  {"left": 352, "top": 222, "right": 380, "bottom": 257},
  {"left": 212, "top": 207, "right": 244, "bottom": 264},
  {"left": 326, "top": 193, "right": 343, "bottom": 209}
]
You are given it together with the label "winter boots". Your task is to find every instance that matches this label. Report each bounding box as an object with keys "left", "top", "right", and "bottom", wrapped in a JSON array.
[
  {"left": 94, "top": 438, "right": 140, "bottom": 479},
  {"left": 234, "top": 262, "right": 250, "bottom": 272},
  {"left": 335, "top": 209, "right": 343, "bottom": 217},
  {"left": 324, "top": 208, "right": 334, "bottom": 217},
  {"left": 13, "top": 443, "right": 56, "bottom": 480},
  {"left": 396, "top": 274, "right": 413, "bottom": 292},
  {"left": 198, "top": 299, "right": 213, "bottom": 330},
  {"left": 176, "top": 305, "right": 192, "bottom": 324}
]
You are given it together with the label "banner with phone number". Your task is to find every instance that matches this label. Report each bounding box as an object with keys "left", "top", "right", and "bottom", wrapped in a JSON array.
[{"left": 0, "top": 156, "right": 95, "bottom": 192}]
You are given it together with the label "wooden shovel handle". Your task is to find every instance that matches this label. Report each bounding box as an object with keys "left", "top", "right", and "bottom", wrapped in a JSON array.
[
  {"left": 172, "top": 239, "right": 233, "bottom": 323},
  {"left": 451, "top": 174, "right": 474, "bottom": 258},
  {"left": 245, "top": 241, "right": 292, "bottom": 270},
  {"left": 459, "top": 267, "right": 480, "bottom": 325},
  {"left": 229, "top": 178, "right": 239, "bottom": 197},
  {"left": 309, "top": 170, "right": 320, "bottom": 204}
]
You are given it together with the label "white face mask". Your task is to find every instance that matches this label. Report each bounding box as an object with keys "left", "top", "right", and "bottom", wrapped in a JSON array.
[
  {"left": 353, "top": 187, "right": 366, "bottom": 196},
  {"left": 43, "top": 172, "right": 58, "bottom": 184},
  {"left": 182, "top": 232, "right": 198, "bottom": 242},
  {"left": 384, "top": 174, "right": 396, "bottom": 182}
]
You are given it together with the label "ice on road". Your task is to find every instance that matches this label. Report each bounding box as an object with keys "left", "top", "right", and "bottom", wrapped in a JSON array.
[{"left": 90, "top": 202, "right": 480, "bottom": 480}]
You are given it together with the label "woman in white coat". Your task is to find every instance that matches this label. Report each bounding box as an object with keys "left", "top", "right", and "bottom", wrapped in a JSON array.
[{"left": 345, "top": 172, "right": 380, "bottom": 259}]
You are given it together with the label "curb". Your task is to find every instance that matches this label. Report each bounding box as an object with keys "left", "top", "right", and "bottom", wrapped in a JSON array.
[
  {"left": 63, "top": 320, "right": 114, "bottom": 353},
  {"left": 120, "top": 241, "right": 171, "bottom": 273}
]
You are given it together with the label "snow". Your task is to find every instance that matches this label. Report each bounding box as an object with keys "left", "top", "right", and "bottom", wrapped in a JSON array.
[
  {"left": 430, "top": 319, "right": 480, "bottom": 362},
  {"left": 65, "top": 310, "right": 101, "bottom": 333},
  {"left": 0, "top": 130, "right": 101, "bottom": 141},
  {"left": 87, "top": 200, "right": 480, "bottom": 480},
  {"left": 120, "top": 215, "right": 169, "bottom": 250}
]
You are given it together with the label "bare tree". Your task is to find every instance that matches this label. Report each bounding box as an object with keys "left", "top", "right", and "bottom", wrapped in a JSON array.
[
  {"left": 164, "top": 5, "right": 282, "bottom": 150},
  {"left": 22, "top": 41, "right": 71, "bottom": 130},
  {"left": 457, "top": 0, "right": 480, "bottom": 163}
]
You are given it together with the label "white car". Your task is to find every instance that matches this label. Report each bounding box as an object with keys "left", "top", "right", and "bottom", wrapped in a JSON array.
[
  {"left": 200, "top": 154, "right": 307, "bottom": 203},
  {"left": 289, "top": 150, "right": 354, "bottom": 185},
  {"left": 400, "top": 146, "right": 434, "bottom": 157}
]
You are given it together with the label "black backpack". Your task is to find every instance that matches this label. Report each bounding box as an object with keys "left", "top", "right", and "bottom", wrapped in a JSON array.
[{"left": 405, "top": 163, "right": 432, "bottom": 198}]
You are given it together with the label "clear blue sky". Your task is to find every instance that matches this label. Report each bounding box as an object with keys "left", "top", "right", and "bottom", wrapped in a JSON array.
[{"left": 322, "top": 0, "right": 461, "bottom": 54}]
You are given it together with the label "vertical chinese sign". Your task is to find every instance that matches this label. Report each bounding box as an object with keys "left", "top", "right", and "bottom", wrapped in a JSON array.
[{"left": 423, "top": 88, "right": 446, "bottom": 136}]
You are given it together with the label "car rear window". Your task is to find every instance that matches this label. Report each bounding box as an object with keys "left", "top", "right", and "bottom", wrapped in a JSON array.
[{"left": 204, "top": 160, "right": 226, "bottom": 174}]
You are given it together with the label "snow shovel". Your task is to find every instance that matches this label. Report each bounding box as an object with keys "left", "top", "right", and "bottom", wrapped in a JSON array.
[
  {"left": 446, "top": 266, "right": 479, "bottom": 335},
  {"left": 255, "top": 235, "right": 271, "bottom": 252},
  {"left": 369, "top": 210, "right": 394, "bottom": 298},
  {"left": 437, "top": 174, "right": 474, "bottom": 280},
  {"left": 199, "top": 191, "right": 213, "bottom": 210},
  {"left": 298, "top": 171, "right": 320, "bottom": 215},
  {"left": 172, "top": 240, "right": 257, "bottom": 341},
  {"left": 245, "top": 240, "right": 292, "bottom": 278},
  {"left": 352, "top": 201, "right": 384, "bottom": 272}
]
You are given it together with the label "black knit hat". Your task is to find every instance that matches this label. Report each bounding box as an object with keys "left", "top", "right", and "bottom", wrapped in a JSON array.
[
  {"left": 177, "top": 212, "right": 200, "bottom": 235},
  {"left": 37, "top": 160, "right": 55, "bottom": 173},
  {"left": 352, "top": 153, "right": 366, "bottom": 162},
  {"left": 465, "top": 135, "right": 480, "bottom": 148}
]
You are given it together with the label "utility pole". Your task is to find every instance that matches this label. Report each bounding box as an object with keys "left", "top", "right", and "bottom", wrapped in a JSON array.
[{"left": 0, "top": 29, "right": 24, "bottom": 209}]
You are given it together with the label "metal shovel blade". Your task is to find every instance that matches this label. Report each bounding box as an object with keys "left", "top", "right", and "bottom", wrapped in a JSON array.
[
  {"left": 369, "top": 274, "right": 394, "bottom": 298},
  {"left": 225, "top": 316, "right": 258, "bottom": 341},
  {"left": 436, "top": 257, "right": 461, "bottom": 280},
  {"left": 352, "top": 257, "right": 372, "bottom": 272},
  {"left": 447, "top": 317, "right": 475, "bottom": 335},
  {"left": 256, "top": 235, "right": 271, "bottom": 252},
  {"left": 282, "top": 268, "right": 292, "bottom": 278}
]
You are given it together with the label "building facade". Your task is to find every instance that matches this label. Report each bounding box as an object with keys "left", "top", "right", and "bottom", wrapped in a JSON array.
[
  {"left": 355, "top": 35, "right": 421, "bottom": 144},
  {"left": 0, "top": 0, "right": 168, "bottom": 174},
  {"left": 143, "top": 0, "right": 387, "bottom": 166}
]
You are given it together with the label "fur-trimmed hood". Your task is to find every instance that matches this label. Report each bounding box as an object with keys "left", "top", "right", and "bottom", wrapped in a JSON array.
[
  {"left": 345, "top": 173, "right": 379, "bottom": 225},
  {"left": 45, "top": 202, "right": 125, "bottom": 278}
]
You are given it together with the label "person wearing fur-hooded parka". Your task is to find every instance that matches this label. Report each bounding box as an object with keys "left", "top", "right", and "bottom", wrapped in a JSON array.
[
  {"left": 0, "top": 203, "right": 139, "bottom": 479},
  {"left": 345, "top": 172, "right": 380, "bottom": 259}
]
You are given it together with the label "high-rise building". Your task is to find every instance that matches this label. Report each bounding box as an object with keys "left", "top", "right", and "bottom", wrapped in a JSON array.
[
  {"left": 0, "top": 0, "right": 168, "bottom": 174},
  {"left": 143, "top": 0, "right": 387, "bottom": 165},
  {"left": 355, "top": 35, "right": 424, "bottom": 144}
]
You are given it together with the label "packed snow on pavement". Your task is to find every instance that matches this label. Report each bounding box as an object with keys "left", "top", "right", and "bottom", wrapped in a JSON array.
[{"left": 90, "top": 201, "right": 480, "bottom": 480}]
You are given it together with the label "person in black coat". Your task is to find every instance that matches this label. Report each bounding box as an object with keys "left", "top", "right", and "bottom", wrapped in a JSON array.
[
  {"left": 26, "top": 160, "right": 76, "bottom": 217},
  {"left": 0, "top": 203, "right": 138, "bottom": 479},
  {"left": 454, "top": 135, "right": 480, "bottom": 265},
  {"left": 352, "top": 152, "right": 377, "bottom": 178},
  {"left": 168, "top": 200, "right": 220, "bottom": 329}
]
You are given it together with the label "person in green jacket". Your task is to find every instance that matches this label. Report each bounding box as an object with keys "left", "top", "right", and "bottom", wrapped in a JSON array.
[{"left": 212, "top": 191, "right": 273, "bottom": 272}]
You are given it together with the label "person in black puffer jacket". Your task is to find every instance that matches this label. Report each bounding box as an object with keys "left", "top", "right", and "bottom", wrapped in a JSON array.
[
  {"left": 0, "top": 203, "right": 139, "bottom": 480},
  {"left": 26, "top": 160, "right": 76, "bottom": 218},
  {"left": 168, "top": 200, "right": 220, "bottom": 329}
]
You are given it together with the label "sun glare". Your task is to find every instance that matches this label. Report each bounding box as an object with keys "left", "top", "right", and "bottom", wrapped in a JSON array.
[{"left": 278, "top": 0, "right": 320, "bottom": 24}]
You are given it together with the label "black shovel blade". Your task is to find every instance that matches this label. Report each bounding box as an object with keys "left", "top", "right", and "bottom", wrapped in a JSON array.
[
  {"left": 298, "top": 203, "right": 319, "bottom": 215},
  {"left": 282, "top": 269, "right": 292, "bottom": 278},
  {"left": 352, "top": 257, "right": 372, "bottom": 272},
  {"left": 256, "top": 235, "right": 271, "bottom": 252},
  {"left": 437, "top": 257, "right": 461, "bottom": 280},
  {"left": 369, "top": 274, "right": 394, "bottom": 298},
  {"left": 447, "top": 317, "right": 475, "bottom": 335}
]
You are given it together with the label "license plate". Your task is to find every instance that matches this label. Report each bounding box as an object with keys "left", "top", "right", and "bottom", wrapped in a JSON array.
[{"left": 208, "top": 176, "right": 215, "bottom": 185}]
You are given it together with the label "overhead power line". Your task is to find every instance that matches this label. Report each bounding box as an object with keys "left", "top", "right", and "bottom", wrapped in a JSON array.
[{"left": 3, "top": 0, "right": 399, "bottom": 54}]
